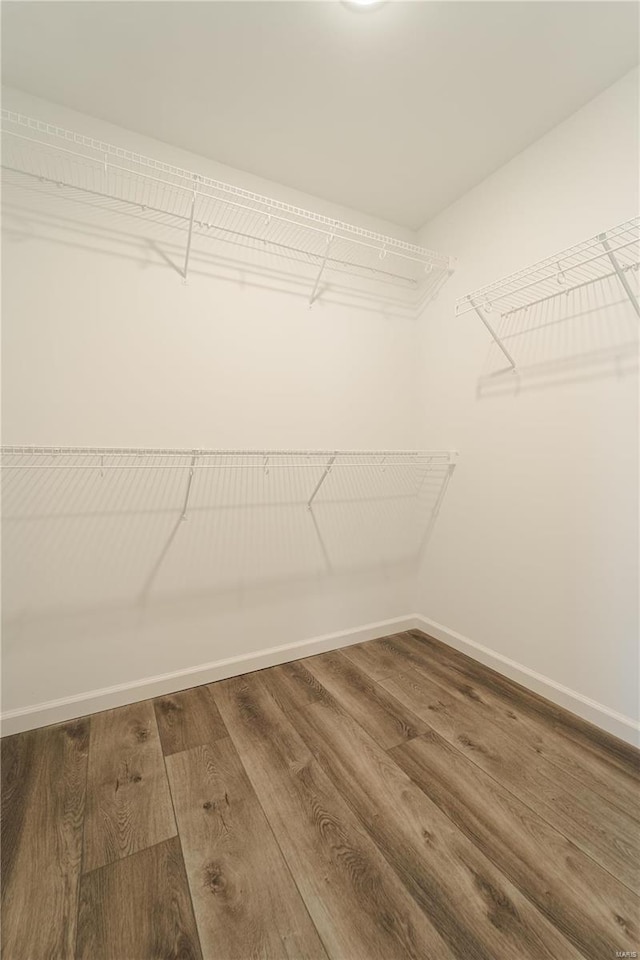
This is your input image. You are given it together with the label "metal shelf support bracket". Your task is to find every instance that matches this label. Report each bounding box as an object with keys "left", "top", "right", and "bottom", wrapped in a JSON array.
[
  {"left": 183, "top": 187, "right": 197, "bottom": 283},
  {"left": 309, "top": 235, "right": 334, "bottom": 306},
  {"left": 469, "top": 297, "right": 517, "bottom": 370},
  {"left": 181, "top": 453, "right": 198, "bottom": 521},
  {"left": 308, "top": 453, "right": 336, "bottom": 509},
  {"left": 600, "top": 233, "right": 640, "bottom": 319}
]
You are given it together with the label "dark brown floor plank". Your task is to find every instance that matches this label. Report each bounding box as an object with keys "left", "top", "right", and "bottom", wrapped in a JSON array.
[
  {"left": 166, "top": 736, "right": 329, "bottom": 960},
  {"left": 390, "top": 728, "right": 640, "bottom": 960},
  {"left": 210, "top": 672, "right": 457, "bottom": 960},
  {"left": 389, "top": 631, "right": 640, "bottom": 820},
  {"left": 76, "top": 836, "right": 202, "bottom": 960},
  {"left": 264, "top": 662, "right": 584, "bottom": 960},
  {"left": 409, "top": 628, "right": 640, "bottom": 780},
  {"left": 303, "top": 650, "right": 427, "bottom": 748},
  {"left": 1, "top": 719, "right": 88, "bottom": 960},
  {"left": 83, "top": 700, "right": 176, "bottom": 872},
  {"left": 154, "top": 684, "right": 227, "bottom": 756},
  {"left": 381, "top": 668, "right": 640, "bottom": 892}
]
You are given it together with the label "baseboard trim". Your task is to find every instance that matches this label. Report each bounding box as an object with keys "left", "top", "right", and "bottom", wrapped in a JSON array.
[
  {"left": 0, "top": 614, "right": 421, "bottom": 736},
  {"left": 414, "top": 614, "right": 640, "bottom": 747},
  {"left": 4, "top": 611, "right": 638, "bottom": 746}
]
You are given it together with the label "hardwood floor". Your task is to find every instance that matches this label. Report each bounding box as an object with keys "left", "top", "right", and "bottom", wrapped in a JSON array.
[
  {"left": 2, "top": 719, "right": 88, "bottom": 960},
  {"left": 76, "top": 838, "right": 201, "bottom": 960},
  {"left": 2, "top": 630, "right": 639, "bottom": 959},
  {"left": 83, "top": 701, "right": 177, "bottom": 873},
  {"left": 165, "top": 736, "right": 327, "bottom": 960}
]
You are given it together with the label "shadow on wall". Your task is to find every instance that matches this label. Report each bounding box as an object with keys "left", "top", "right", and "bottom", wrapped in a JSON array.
[
  {"left": 475, "top": 274, "right": 639, "bottom": 397},
  {"left": 1, "top": 174, "right": 450, "bottom": 319},
  {"left": 1, "top": 457, "right": 455, "bottom": 631}
]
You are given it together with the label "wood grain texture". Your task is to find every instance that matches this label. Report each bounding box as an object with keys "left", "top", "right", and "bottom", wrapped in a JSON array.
[
  {"left": 76, "top": 836, "right": 202, "bottom": 960},
  {"left": 381, "top": 668, "right": 640, "bottom": 892},
  {"left": 390, "top": 729, "right": 640, "bottom": 960},
  {"left": 367, "top": 631, "right": 635, "bottom": 819},
  {"left": 267, "top": 657, "right": 333, "bottom": 707},
  {"left": 1, "top": 719, "right": 88, "bottom": 960},
  {"left": 83, "top": 700, "right": 176, "bottom": 872},
  {"left": 304, "top": 650, "right": 427, "bottom": 748},
  {"left": 341, "top": 633, "right": 407, "bottom": 681},
  {"left": 408, "top": 629, "right": 640, "bottom": 780},
  {"left": 166, "top": 736, "right": 328, "bottom": 960},
  {"left": 4, "top": 629, "right": 639, "bottom": 960},
  {"left": 398, "top": 630, "right": 640, "bottom": 818},
  {"left": 211, "top": 672, "right": 457, "bottom": 960},
  {"left": 264, "top": 664, "right": 584, "bottom": 960},
  {"left": 154, "top": 684, "right": 227, "bottom": 756}
]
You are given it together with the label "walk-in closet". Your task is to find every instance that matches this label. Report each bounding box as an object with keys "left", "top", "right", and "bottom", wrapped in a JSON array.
[{"left": 1, "top": 2, "right": 639, "bottom": 958}]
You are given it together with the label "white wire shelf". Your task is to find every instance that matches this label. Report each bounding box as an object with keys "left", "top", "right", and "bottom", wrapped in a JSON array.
[
  {"left": 456, "top": 217, "right": 640, "bottom": 370},
  {"left": 1, "top": 447, "right": 458, "bottom": 515},
  {"left": 1, "top": 110, "right": 454, "bottom": 308},
  {"left": 0, "top": 446, "right": 457, "bottom": 467}
]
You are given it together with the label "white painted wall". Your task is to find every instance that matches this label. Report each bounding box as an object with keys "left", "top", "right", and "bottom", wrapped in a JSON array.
[
  {"left": 1, "top": 88, "right": 430, "bottom": 717},
  {"left": 414, "top": 69, "right": 639, "bottom": 726},
  {"left": 2, "top": 72, "right": 638, "bottom": 739}
]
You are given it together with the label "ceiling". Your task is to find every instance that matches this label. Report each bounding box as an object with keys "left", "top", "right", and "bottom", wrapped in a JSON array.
[{"left": 2, "top": 2, "right": 638, "bottom": 230}]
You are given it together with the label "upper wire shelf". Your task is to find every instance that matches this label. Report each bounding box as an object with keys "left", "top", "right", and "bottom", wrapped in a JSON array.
[
  {"left": 0, "top": 111, "right": 454, "bottom": 309},
  {"left": 456, "top": 217, "right": 640, "bottom": 370}
]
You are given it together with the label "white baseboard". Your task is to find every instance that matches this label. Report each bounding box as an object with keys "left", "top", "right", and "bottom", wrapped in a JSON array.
[
  {"left": 0, "top": 614, "right": 420, "bottom": 736},
  {"left": 4, "top": 611, "right": 638, "bottom": 748},
  {"left": 414, "top": 615, "right": 640, "bottom": 748}
]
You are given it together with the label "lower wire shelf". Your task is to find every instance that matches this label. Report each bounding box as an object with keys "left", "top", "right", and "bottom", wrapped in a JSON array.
[{"left": 0, "top": 446, "right": 458, "bottom": 514}]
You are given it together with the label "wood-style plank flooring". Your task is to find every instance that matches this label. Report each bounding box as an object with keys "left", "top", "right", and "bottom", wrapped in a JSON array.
[{"left": 2, "top": 629, "right": 639, "bottom": 959}]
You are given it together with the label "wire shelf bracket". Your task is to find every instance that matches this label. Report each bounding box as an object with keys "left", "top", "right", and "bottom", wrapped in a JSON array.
[
  {"left": 180, "top": 453, "right": 197, "bottom": 520},
  {"left": 309, "top": 235, "right": 334, "bottom": 306},
  {"left": 183, "top": 187, "right": 197, "bottom": 283},
  {"left": 456, "top": 217, "right": 640, "bottom": 370},
  {"left": 600, "top": 232, "right": 640, "bottom": 319},
  {"left": 468, "top": 297, "right": 517, "bottom": 370},
  {"left": 307, "top": 453, "right": 337, "bottom": 508}
]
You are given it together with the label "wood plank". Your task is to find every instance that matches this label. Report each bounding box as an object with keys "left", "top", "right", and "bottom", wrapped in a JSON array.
[
  {"left": 1, "top": 719, "right": 88, "bottom": 960},
  {"left": 304, "top": 650, "right": 427, "bottom": 748},
  {"left": 408, "top": 628, "right": 640, "bottom": 779},
  {"left": 341, "top": 632, "right": 407, "bottom": 681},
  {"left": 267, "top": 657, "right": 334, "bottom": 706},
  {"left": 390, "top": 729, "right": 640, "bottom": 960},
  {"left": 389, "top": 631, "right": 640, "bottom": 819},
  {"left": 154, "top": 684, "right": 227, "bottom": 756},
  {"left": 166, "top": 737, "right": 328, "bottom": 960},
  {"left": 264, "top": 663, "right": 584, "bottom": 960},
  {"left": 210, "top": 672, "right": 457, "bottom": 960},
  {"left": 83, "top": 700, "right": 176, "bottom": 872},
  {"left": 76, "top": 836, "right": 202, "bottom": 960},
  {"left": 381, "top": 668, "right": 640, "bottom": 892}
]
